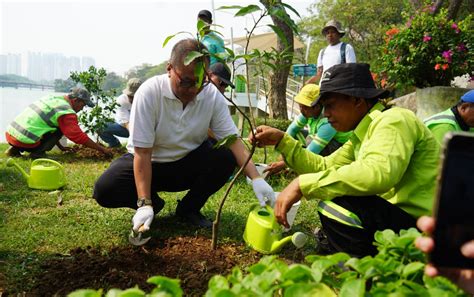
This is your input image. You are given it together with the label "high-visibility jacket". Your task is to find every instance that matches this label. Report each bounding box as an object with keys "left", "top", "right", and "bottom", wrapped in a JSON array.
[
  {"left": 424, "top": 108, "right": 474, "bottom": 144},
  {"left": 287, "top": 114, "right": 352, "bottom": 154},
  {"left": 7, "top": 95, "right": 75, "bottom": 144}
]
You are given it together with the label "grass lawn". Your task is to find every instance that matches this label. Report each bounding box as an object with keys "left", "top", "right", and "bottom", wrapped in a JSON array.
[{"left": 0, "top": 142, "right": 321, "bottom": 294}]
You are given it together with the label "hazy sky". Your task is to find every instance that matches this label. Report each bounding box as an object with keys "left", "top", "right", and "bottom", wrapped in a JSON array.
[{"left": 0, "top": 0, "right": 314, "bottom": 75}]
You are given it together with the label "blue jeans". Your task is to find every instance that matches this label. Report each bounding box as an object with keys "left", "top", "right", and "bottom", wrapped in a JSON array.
[{"left": 99, "top": 122, "right": 129, "bottom": 147}]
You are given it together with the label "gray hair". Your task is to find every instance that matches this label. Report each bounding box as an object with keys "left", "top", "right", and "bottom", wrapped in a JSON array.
[{"left": 169, "top": 39, "right": 209, "bottom": 69}]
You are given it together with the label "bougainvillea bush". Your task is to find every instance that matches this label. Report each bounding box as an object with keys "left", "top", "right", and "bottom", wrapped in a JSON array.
[{"left": 380, "top": 8, "right": 473, "bottom": 89}]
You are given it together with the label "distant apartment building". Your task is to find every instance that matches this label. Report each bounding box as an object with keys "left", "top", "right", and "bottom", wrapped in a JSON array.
[
  {"left": 0, "top": 53, "right": 22, "bottom": 76},
  {"left": 24, "top": 52, "right": 96, "bottom": 81}
]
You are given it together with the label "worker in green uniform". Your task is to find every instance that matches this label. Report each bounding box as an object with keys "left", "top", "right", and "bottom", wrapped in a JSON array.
[
  {"left": 265, "top": 84, "right": 351, "bottom": 176},
  {"left": 250, "top": 63, "right": 440, "bottom": 257},
  {"left": 424, "top": 90, "right": 474, "bottom": 145}
]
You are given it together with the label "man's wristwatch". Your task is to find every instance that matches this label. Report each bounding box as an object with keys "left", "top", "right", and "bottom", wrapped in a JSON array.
[{"left": 137, "top": 197, "right": 153, "bottom": 208}]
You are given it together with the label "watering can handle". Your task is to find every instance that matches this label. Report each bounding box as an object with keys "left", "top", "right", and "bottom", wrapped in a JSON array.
[{"left": 31, "top": 158, "right": 64, "bottom": 169}]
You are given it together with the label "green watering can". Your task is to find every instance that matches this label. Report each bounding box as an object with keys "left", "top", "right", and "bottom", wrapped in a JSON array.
[
  {"left": 243, "top": 204, "right": 307, "bottom": 254},
  {"left": 6, "top": 158, "right": 66, "bottom": 190}
]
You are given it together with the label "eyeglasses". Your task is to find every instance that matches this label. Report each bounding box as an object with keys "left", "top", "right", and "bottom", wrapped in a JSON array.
[{"left": 171, "top": 67, "right": 209, "bottom": 89}]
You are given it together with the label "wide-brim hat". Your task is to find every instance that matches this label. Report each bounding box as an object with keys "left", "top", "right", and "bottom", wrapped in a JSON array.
[
  {"left": 312, "top": 63, "right": 390, "bottom": 107},
  {"left": 123, "top": 78, "right": 143, "bottom": 97},
  {"left": 69, "top": 87, "right": 94, "bottom": 107},
  {"left": 322, "top": 20, "right": 345, "bottom": 37},
  {"left": 295, "top": 84, "right": 320, "bottom": 107},
  {"left": 209, "top": 62, "right": 235, "bottom": 89}
]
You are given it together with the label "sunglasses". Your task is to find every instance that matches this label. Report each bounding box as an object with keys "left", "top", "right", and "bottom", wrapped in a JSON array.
[{"left": 171, "top": 67, "right": 209, "bottom": 89}]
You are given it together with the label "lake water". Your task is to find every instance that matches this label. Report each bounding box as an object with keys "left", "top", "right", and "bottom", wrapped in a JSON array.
[{"left": 0, "top": 88, "right": 65, "bottom": 143}]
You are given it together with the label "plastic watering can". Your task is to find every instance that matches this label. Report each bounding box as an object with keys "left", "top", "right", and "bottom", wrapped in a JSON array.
[
  {"left": 243, "top": 204, "right": 307, "bottom": 254},
  {"left": 6, "top": 158, "right": 66, "bottom": 190}
]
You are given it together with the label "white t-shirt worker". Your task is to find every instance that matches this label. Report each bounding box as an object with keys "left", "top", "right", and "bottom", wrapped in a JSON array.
[
  {"left": 93, "top": 39, "right": 275, "bottom": 233},
  {"left": 306, "top": 20, "right": 356, "bottom": 85}
]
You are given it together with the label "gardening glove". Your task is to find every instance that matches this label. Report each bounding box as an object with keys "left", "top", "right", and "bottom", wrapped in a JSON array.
[
  {"left": 252, "top": 177, "right": 275, "bottom": 207},
  {"left": 132, "top": 206, "right": 154, "bottom": 232}
]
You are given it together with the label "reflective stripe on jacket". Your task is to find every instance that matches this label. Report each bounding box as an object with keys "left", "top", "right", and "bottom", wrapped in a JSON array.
[
  {"left": 7, "top": 96, "right": 75, "bottom": 144},
  {"left": 318, "top": 200, "right": 363, "bottom": 229}
]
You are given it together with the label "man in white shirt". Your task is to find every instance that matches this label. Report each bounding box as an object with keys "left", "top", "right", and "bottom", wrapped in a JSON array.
[
  {"left": 93, "top": 39, "right": 275, "bottom": 230},
  {"left": 99, "top": 78, "right": 142, "bottom": 147},
  {"left": 306, "top": 20, "right": 356, "bottom": 85}
]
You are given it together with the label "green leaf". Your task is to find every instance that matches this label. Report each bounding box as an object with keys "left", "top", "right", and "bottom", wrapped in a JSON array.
[
  {"left": 147, "top": 276, "right": 183, "bottom": 297},
  {"left": 284, "top": 283, "right": 336, "bottom": 297},
  {"left": 213, "top": 134, "right": 238, "bottom": 149},
  {"left": 217, "top": 5, "right": 243, "bottom": 10},
  {"left": 163, "top": 33, "right": 178, "bottom": 48},
  {"left": 339, "top": 279, "right": 365, "bottom": 297},
  {"left": 68, "top": 289, "right": 103, "bottom": 297},
  {"left": 235, "top": 5, "right": 261, "bottom": 17},
  {"left": 208, "top": 275, "right": 229, "bottom": 291},
  {"left": 235, "top": 75, "right": 246, "bottom": 84},
  {"left": 282, "top": 264, "right": 315, "bottom": 282},
  {"left": 280, "top": 2, "right": 301, "bottom": 18},
  {"left": 402, "top": 262, "right": 424, "bottom": 278},
  {"left": 267, "top": 24, "right": 288, "bottom": 47},
  {"left": 184, "top": 51, "right": 204, "bottom": 66},
  {"left": 115, "top": 288, "right": 146, "bottom": 297}
]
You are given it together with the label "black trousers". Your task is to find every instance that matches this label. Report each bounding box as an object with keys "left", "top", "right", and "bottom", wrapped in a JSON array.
[
  {"left": 12, "top": 130, "right": 63, "bottom": 154},
  {"left": 93, "top": 140, "right": 236, "bottom": 213},
  {"left": 319, "top": 195, "right": 417, "bottom": 257}
]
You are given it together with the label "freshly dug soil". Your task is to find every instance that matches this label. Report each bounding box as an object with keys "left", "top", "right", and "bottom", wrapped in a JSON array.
[
  {"left": 29, "top": 236, "right": 265, "bottom": 296},
  {"left": 69, "top": 145, "right": 125, "bottom": 160}
]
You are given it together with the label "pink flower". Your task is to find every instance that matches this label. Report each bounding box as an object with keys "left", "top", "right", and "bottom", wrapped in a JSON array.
[
  {"left": 442, "top": 64, "right": 449, "bottom": 71},
  {"left": 434, "top": 64, "right": 441, "bottom": 70},
  {"left": 451, "top": 23, "right": 460, "bottom": 33},
  {"left": 442, "top": 50, "right": 453, "bottom": 63},
  {"left": 456, "top": 43, "right": 467, "bottom": 52},
  {"left": 423, "top": 35, "right": 432, "bottom": 42}
]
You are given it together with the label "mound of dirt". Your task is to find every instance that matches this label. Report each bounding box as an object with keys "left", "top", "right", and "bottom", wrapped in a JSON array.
[{"left": 30, "top": 236, "right": 262, "bottom": 296}]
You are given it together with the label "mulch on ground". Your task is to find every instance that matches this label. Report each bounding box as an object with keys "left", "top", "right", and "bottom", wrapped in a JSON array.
[{"left": 30, "top": 236, "right": 263, "bottom": 296}]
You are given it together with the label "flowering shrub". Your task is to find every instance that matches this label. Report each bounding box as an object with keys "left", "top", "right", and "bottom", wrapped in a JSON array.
[{"left": 380, "top": 8, "right": 473, "bottom": 89}]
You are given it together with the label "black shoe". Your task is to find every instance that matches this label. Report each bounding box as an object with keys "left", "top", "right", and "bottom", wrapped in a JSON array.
[
  {"left": 176, "top": 208, "right": 212, "bottom": 228},
  {"left": 313, "top": 227, "right": 337, "bottom": 255},
  {"left": 5, "top": 146, "right": 21, "bottom": 157},
  {"left": 153, "top": 198, "right": 165, "bottom": 214}
]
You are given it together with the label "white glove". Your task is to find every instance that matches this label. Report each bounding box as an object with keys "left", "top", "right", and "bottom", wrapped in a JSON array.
[
  {"left": 132, "top": 206, "right": 154, "bottom": 232},
  {"left": 252, "top": 177, "right": 275, "bottom": 207}
]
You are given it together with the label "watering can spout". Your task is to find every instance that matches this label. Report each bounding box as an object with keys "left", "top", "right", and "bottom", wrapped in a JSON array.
[
  {"left": 270, "top": 232, "right": 308, "bottom": 253},
  {"left": 270, "top": 235, "right": 293, "bottom": 253},
  {"left": 6, "top": 158, "right": 30, "bottom": 180}
]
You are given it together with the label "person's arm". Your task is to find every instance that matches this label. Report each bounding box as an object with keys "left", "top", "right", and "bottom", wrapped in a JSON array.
[
  {"left": 229, "top": 138, "right": 275, "bottom": 206},
  {"left": 416, "top": 216, "right": 474, "bottom": 294},
  {"left": 286, "top": 114, "right": 308, "bottom": 138},
  {"left": 134, "top": 147, "right": 153, "bottom": 200},
  {"left": 429, "top": 124, "right": 455, "bottom": 146},
  {"left": 280, "top": 113, "right": 417, "bottom": 201},
  {"left": 306, "top": 120, "right": 337, "bottom": 154},
  {"left": 346, "top": 44, "right": 357, "bottom": 63},
  {"left": 58, "top": 114, "right": 112, "bottom": 156},
  {"left": 305, "top": 67, "right": 323, "bottom": 85}
]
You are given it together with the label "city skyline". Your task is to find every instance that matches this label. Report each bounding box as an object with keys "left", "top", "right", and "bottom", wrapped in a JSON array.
[
  {"left": 1, "top": 0, "right": 312, "bottom": 76},
  {"left": 0, "top": 51, "right": 95, "bottom": 81}
]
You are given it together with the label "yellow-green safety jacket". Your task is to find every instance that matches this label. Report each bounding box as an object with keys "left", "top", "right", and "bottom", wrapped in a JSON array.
[
  {"left": 424, "top": 107, "right": 474, "bottom": 145},
  {"left": 277, "top": 103, "right": 440, "bottom": 229},
  {"left": 7, "top": 95, "right": 75, "bottom": 144}
]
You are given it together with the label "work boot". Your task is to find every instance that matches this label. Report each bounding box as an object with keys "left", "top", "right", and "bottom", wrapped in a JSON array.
[
  {"left": 5, "top": 146, "right": 21, "bottom": 157},
  {"left": 313, "top": 227, "right": 337, "bottom": 255},
  {"left": 29, "top": 151, "right": 47, "bottom": 159},
  {"left": 175, "top": 202, "right": 212, "bottom": 228}
]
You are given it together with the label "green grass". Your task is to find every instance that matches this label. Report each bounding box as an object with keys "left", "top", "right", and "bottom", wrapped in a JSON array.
[{"left": 0, "top": 143, "right": 321, "bottom": 293}]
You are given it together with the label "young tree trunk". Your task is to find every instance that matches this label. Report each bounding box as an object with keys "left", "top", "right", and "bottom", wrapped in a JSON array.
[
  {"left": 260, "top": 0, "right": 294, "bottom": 119},
  {"left": 431, "top": 0, "right": 444, "bottom": 14},
  {"left": 447, "top": 0, "right": 463, "bottom": 19}
]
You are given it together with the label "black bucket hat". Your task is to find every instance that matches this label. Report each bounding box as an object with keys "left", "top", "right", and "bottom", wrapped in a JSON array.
[
  {"left": 312, "top": 63, "right": 389, "bottom": 106},
  {"left": 209, "top": 62, "right": 235, "bottom": 89}
]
